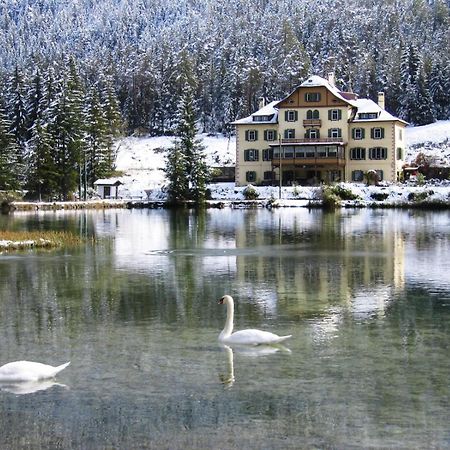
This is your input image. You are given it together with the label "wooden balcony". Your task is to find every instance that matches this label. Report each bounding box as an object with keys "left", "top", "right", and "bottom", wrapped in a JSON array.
[
  {"left": 303, "top": 119, "right": 322, "bottom": 127},
  {"left": 281, "top": 137, "right": 344, "bottom": 145},
  {"left": 272, "top": 157, "right": 346, "bottom": 167}
]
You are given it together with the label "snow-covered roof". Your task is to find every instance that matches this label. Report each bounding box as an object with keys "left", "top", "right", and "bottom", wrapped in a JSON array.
[
  {"left": 231, "top": 101, "right": 279, "bottom": 125},
  {"left": 352, "top": 98, "right": 407, "bottom": 124},
  {"left": 94, "top": 178, "right": 122, "bottom": 186},
  {"left": 299, "top": 75, "right": 356, "bottom": 105}
]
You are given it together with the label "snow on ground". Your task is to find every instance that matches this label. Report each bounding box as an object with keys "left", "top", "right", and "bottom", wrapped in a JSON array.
[{"left": 114, "top": 122, "right": 450, "bottom": 201}]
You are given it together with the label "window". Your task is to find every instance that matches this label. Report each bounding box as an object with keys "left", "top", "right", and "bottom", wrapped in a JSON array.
[
  {"left": 371, "top": 127, "right": 385, "bottom": 139},
  {"left": 307, "top": 110, "right": 320, "bottom": 119},
  {"left": 305, "top": 92, "right": 321, "bottom": 102},
  {"left": 328, "top": 128, "right": 342, "bottom": 138},
  {"left": 329, "top": 109, "right": 342, "bottom": 121},
  {"left": 369, "top": 147, "right": 387, "bottom": 160},
  {"left": 305, "top": 128, "right": 320, "bottom": 139},
  {"left": 244, "top": 149, "right": 260, "bottom": 161},
  {"left": 253, "top": 115, "right": 270, "bottom": 122},
  {"left": 264, "top": 129, "right": 276, "bottom": 141},
  {"left": 263, "top": 148, "right": 273, "bottom": 161},
  {"left": 358, "top": 112, "right": 378, "bottom": 119},
  {"left": 352, "top": 170, "right": 364, "bottom": 182},
  {"left": 352, "top": 128, "right": 365, "bottom": 140},
  {"left": 246, "top": 171, "right": 256, "bottom": 182},
  {"left": 264, "top": 171, "right": 274, "bottom": 181},
  {"left": 350, "top": 147, "right": 366, "bottom": 160},
  {"left": 397, "top": 147, "right": 403, "bottom": 160},
  {"left": 245, "top": 130, "right": 258, "bottom": 141},
  {"left": 284, "top": 129, "right": 296, "bottom": 139},
  {"left": 285, "top": 110, "right": 298, "bottom": 122}
]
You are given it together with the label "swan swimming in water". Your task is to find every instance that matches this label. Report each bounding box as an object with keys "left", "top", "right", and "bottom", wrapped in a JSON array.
[
  {"left": 0, "top": 361, "right": 70, "bottom": 382},
  {"left": 218, "top": 295, "right": 291, "bottom": 345}
]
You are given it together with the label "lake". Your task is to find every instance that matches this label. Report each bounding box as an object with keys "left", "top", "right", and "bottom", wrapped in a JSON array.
[{"left": 0, "top": 207, "right": 449, "bottom": 449}]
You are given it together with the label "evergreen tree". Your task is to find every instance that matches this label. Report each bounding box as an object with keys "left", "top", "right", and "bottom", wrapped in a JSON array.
[
  {"left": 164, "top": 142, "right": 189, "bottom": 203},
  {"left": 6, "top": 66, "right": 27, "bottom": 186},
  {"left": 84, "top": 86, "right": 112, "bottom": 197},
  {"left": 164, "top": 84, "right": 209, "bottom": 204},
  {"left": 0, "top": 107, "right": 20, "bottom": 190},
  {"left": 26, "top": 118, "right": 58, "bottom": 200}
]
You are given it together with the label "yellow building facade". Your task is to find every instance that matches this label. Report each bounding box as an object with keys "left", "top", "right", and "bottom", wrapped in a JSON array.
[{"left": 233, "top": 75, "right": 407, "bottom": 186}]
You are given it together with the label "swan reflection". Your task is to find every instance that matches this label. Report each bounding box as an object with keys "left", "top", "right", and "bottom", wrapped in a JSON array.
[
  {"left": 0, "top": 380, "right": 67, "bottom": 395},
  {"left": 219, "top": 343, "right": 291, "bottom": 388}
]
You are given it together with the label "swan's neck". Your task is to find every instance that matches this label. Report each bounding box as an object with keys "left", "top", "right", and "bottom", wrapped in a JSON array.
[{"left": 220, "top": 298, "right": 234, "bottom": 340}]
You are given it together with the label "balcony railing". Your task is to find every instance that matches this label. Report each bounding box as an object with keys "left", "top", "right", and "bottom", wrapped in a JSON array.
[
  {"left": 303, "top": 119, "right": 322, "bottom": 127},
  {"left": 281, "top": 137, "right": 344, "bottom": 144}
]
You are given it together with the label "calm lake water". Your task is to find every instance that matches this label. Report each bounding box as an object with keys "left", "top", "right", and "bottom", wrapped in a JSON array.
[{"left": 0, "top": 207, "right": 449, "bottom": 449}]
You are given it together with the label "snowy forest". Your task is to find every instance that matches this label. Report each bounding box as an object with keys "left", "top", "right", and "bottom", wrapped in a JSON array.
[{"left": 0, "top": 0, "right": 449, "bottom": 199}]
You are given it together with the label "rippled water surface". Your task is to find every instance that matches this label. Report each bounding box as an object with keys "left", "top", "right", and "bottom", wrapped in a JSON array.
[{"left": 0, "top": 208, "right": 449, "bottom": 449}]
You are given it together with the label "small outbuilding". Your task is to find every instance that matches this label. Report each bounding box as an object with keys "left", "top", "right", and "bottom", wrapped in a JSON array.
[{"left": 93, "top": 178, "right": 122, "bottom": 199}]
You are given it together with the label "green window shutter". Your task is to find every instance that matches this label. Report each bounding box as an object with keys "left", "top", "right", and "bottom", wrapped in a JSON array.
[
  {"left": 338, "top": 110, "right": 342, "bottom": 120},
  {"left": 328, "top": 110, "right": 332, "bottom": 120},
  {"left": 245, "top": 130, "right": 249, "bottom": 141},
  {"left": 255, "top": 150, "right": 259, "bottom": 161},
  {"left": 338, "top": 128, "right": 342, "bottom": 137},
  {"left": 351, "top": 128, "right": 355, "bottom": 139},
  {"left": 328, "top": 129, "right": 332, "bottom": 138},
  {"left": 255, "top": 130, "right": 258, "bottom": 140},
  {"left": 370, "top": 128, "right": 374, "bottom": 139},
  {"left": 294, "top": 111, "right": 298, "bottom": 121},
  {"left": 381, "top": 128, "right": 385, "bottom": 138},
  {"left": 284, "top": 111, "right": 289, "bottom": 121},
  {"left": 264, "top": 130, "right": 268, "bottom": 141},
  {"left": 361, "top": 128, "right": 365, "bottom": 139}
]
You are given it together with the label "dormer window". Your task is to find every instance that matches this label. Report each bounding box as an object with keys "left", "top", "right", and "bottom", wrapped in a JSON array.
[
  {"left": 358, "top": 112, "right": 379, "bottom": 119},
  {"left": 252, "top": 114, "right": 274, "bottom": 122}
]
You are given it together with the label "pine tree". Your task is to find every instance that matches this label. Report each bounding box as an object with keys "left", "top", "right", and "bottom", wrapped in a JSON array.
[
  {"left": 6, "top": 66, "right": 27, "bottom": 186},
  {"left": 164, "top": 83, "right": 209, "bottom": 204},
  {"left": 164, "top": 142, "right": 189, "bottom": 203},
  {"left": 84, "top": 86, "right": 112, "bottom": 197},
  {"left": 0, "top": 107, "right": 21, "bottom": 190},
  {"left": 51, "top": 56, "right": 86, "bottom": 200},
  {"left": 26, "top": 119, "right": 58, "bottom": 201}
]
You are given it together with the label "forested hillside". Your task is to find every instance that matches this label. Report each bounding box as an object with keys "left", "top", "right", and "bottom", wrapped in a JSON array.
[
  {"left": 1, "top": 0, "right": 449, "bottom": 133},
  {"left": 0, "top": 0, "right": 449, "bottom": 199}
]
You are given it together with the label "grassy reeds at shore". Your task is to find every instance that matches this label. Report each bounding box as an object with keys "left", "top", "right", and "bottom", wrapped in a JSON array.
[{"left": 0, "top": 230, "right": 84, "bottom": 250}]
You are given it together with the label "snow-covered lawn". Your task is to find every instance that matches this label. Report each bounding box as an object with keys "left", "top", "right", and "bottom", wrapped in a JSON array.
[{"left": 115, "top": 121, "right": 450, "bottom": 201}]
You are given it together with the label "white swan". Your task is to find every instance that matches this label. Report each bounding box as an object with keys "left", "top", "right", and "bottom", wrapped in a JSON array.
[
  {"left": 0, "top": 361, "right": 70, "bottom": 382},
  {"left": 218, "top": 295, "right": 291, "bottom": 345}
]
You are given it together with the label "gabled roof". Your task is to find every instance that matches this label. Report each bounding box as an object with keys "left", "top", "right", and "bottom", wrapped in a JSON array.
[
  {"left": 94, "top": 178, "right": 122, "bottom": 186},
  {"left": 298, "top": 75, "right": 358, "bottom": 106},
  {"left": 231, "top": 101, "right": 279, "bottom": 124}
]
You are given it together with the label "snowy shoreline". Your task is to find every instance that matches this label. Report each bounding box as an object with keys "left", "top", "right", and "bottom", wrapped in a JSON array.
[{"left": 10, "top": 181, "right": 450, "bottom": 210}]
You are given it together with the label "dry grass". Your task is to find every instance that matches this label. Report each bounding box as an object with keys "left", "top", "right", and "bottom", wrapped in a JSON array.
[{"left": 0, "top": 230, "right": 83, "bottom": 250}]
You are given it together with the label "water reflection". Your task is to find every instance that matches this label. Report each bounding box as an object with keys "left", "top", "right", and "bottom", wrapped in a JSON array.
[
  {"left": 0, "top": 209, "right": 449, "bottom": 448},
  {"left": 0, "top": 380, "right": 66, "bottom": 395},
  {"left": 219, "top": 343, "right": 291, "bottom": 389}
]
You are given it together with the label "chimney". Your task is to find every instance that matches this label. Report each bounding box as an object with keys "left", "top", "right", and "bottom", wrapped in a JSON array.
[
  {"left": 258, "top": 97, "right": 266, "bottom": 110},
  {"left": 378, "top": 92, "right": 385, "bottom": 110},
  {"left": 327, "top": 72, "right": 336, "bottom": 86}
]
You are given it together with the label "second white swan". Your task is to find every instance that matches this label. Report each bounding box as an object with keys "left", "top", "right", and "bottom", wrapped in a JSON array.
[
  {"left": 0, "top": 361, "right": 70, "bottom": 382},
  {"left": 218, "top": 295, "right": 291, "bottom": 345}
]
